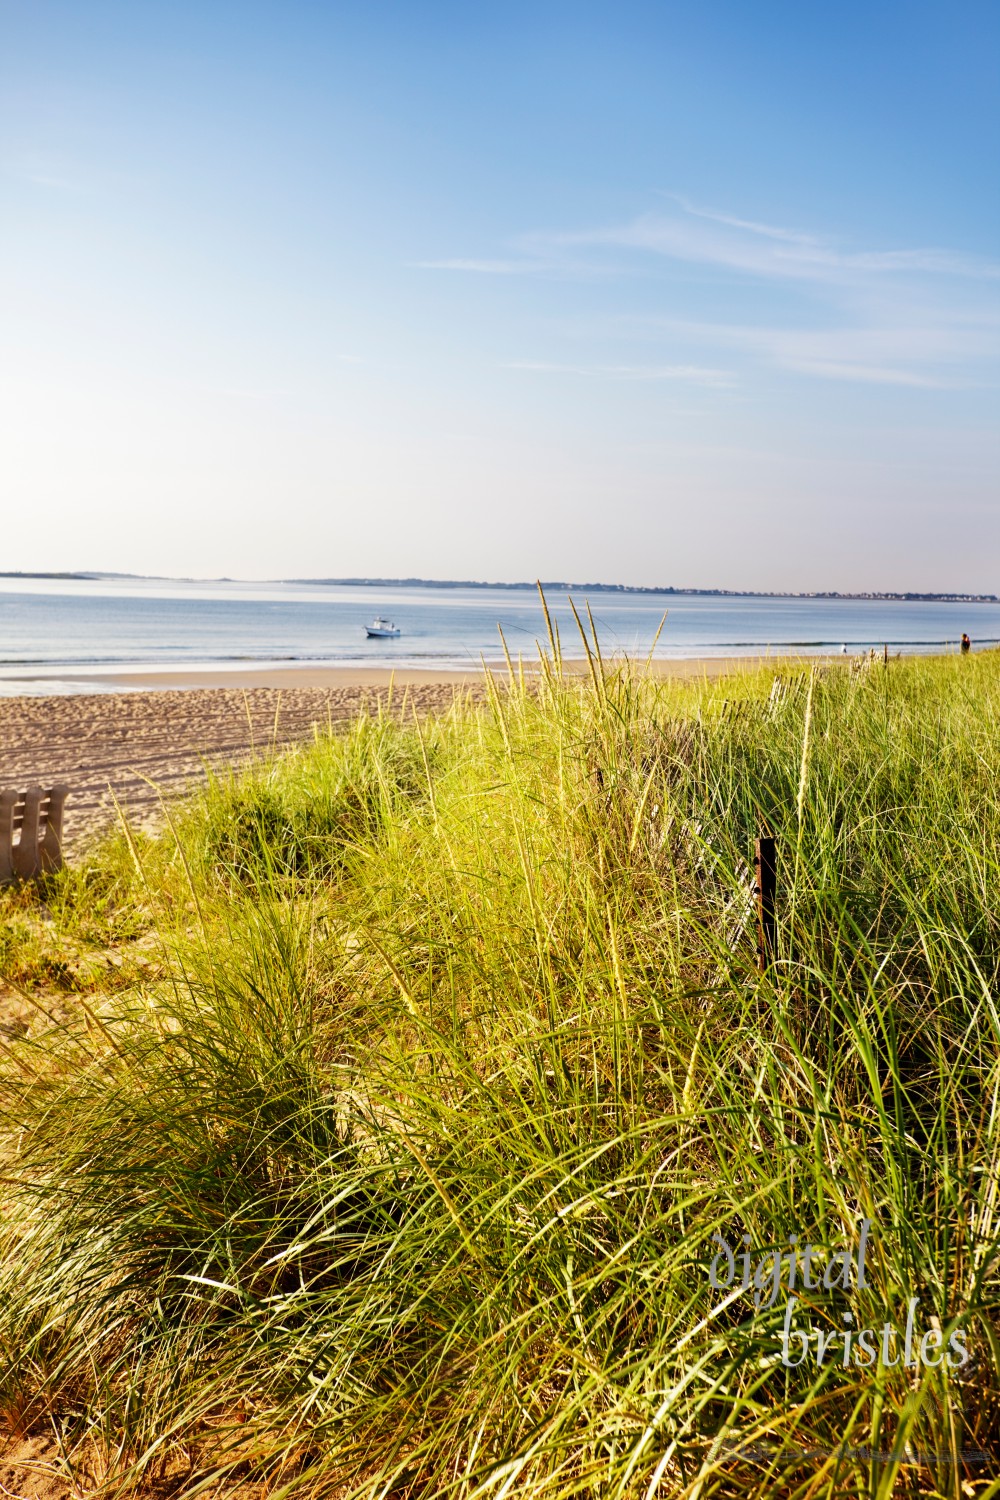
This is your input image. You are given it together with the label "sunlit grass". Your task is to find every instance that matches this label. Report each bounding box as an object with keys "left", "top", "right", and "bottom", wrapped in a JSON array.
[{"left": 1, "top": 637, "right": 998, "bottom": 1497}]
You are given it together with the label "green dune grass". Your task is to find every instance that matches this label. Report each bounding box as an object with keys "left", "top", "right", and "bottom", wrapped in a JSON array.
[{"left": 1, "top": 636, "right": 999, "bottom": 1497}]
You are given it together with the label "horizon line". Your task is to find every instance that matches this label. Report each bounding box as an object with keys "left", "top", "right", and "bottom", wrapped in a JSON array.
[{"left": 0, "top": 571, "right": 996, "bottom": 604}]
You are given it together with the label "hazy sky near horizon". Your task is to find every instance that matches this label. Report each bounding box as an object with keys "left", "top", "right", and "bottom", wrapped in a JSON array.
[{"left": 3, "top": 1, "right": 998, "bottom": 591}]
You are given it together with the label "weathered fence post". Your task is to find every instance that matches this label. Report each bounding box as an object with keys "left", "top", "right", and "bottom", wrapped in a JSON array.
[
  {"left": 40, "top": 786, "right": 68, "bottom": 872},
  {"left": 12, "top": 789, "right": 44, "bottom": 880},
  {"left": 0, "top": 791, "right": 17, "bottom": 885},
  {"left": 755, "top": 835, "right": 777, "bottom": 974}
]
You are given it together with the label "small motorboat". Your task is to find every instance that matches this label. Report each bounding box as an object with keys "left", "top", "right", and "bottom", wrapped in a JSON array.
[{"left": 365, "top": 616, "right": 401, "bottom": 639}]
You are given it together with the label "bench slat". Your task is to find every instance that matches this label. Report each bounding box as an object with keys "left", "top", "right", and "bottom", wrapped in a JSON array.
[{"left": 1, "top": 786, "right": 69, "bottom": 882}]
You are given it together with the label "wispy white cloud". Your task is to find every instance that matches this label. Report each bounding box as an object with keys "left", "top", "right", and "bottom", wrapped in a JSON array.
[
  {"left": 777, "top": 360, "right": 955, "bottom": 388},
  {"left": 770, "top": 334, "right": 991, "bottom": 388},
  {"left": 419, "top": 196, "right": 999, "bottom": 390},
  {"left": 414, "top": 258, "right": 545, "bottom": 274},
  {"left": 4, "top": 152, "right": 84, "bottom": 192},
  {"left": 411, "top": 254, "right": 612, "bottom": 277},
  {"left": 622, "top": 314, "right": 999, "bottom": 389},
  {"left": 421, "top": 197, "right": 1000, "bottom": 286},
  {"left": 658, "top": 192, "right": 828, "bottom": 248},
  {"left": 23, "top": 171, "right": 80, "bottom": 190},
  {"left": 540, "top": 212, "right": 1000, "bottom": 284},
  {"left": 505, "top": 360, "right": 735, "bottom": 387}
]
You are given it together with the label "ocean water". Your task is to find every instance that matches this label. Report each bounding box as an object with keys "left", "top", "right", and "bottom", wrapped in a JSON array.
[{"left": 1, "top": 576, "right": 997, "bottom": 695}]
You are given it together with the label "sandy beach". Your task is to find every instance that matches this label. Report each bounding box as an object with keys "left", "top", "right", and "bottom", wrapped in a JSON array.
[
  {"left": 0, "top": 677, "right": 479, "bottom": 849},
  {"left": 0, "top": 658, "right": 825, "bottom": 849}
]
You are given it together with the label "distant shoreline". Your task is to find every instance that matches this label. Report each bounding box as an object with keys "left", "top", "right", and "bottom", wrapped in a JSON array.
[{"left": 0, "top": 572, "right": 996, "bottom": 604}]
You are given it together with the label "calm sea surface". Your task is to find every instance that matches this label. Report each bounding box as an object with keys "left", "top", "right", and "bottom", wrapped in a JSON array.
[{"left": 1, "top": 577, "right": 998, "bottom": 695}]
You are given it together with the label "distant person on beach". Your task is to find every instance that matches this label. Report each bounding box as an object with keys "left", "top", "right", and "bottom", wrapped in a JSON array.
[
  {"left": 840, "top": 644, "right": 848, "bottom": 654},
  {"left": 961, "top": 633, "right": 971, "bottom": 654}
]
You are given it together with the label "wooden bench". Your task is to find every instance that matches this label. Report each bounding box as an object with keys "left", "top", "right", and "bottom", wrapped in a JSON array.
[{"left": 0, "top": 786, "right": 69, "bottom": 884}]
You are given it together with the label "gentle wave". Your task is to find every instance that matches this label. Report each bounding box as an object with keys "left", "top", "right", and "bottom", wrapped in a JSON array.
[{"left": 2, "top": 636, "right": 997, "bottom": 671}]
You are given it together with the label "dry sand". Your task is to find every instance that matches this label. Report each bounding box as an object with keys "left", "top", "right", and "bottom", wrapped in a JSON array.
[
  {"left": 0, "top": 658, "right": 818, "bottom": 850},
  {"left": 0, "top": 1430, "right": 270, "bottom": 1500},
  {"left": 0, "top": 680, "right": 479, "bottom": 850}
]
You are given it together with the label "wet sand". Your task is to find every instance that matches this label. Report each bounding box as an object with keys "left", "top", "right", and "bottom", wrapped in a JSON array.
[{"left": 16, "top": 656, "right": 791, "bottom": 691}]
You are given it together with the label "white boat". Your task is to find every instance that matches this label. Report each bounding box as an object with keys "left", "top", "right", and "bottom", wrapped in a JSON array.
[{"left": 365, "top": 616, "right": 401, "bottom": 639}]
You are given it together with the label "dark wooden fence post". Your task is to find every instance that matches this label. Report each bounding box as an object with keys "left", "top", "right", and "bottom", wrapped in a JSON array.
[{"left": 755, "top": 835, "right": 777, "bottom": 974}]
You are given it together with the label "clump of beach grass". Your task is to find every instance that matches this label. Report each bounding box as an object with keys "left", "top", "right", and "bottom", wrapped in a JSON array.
[{"left": 0, "top": 635, "right": 999, "bottom": 1498}]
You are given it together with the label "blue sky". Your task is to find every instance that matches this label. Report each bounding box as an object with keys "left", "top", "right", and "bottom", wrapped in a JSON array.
[{"left": 3, "top": 1, "right": 998, "bottom": 589}]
